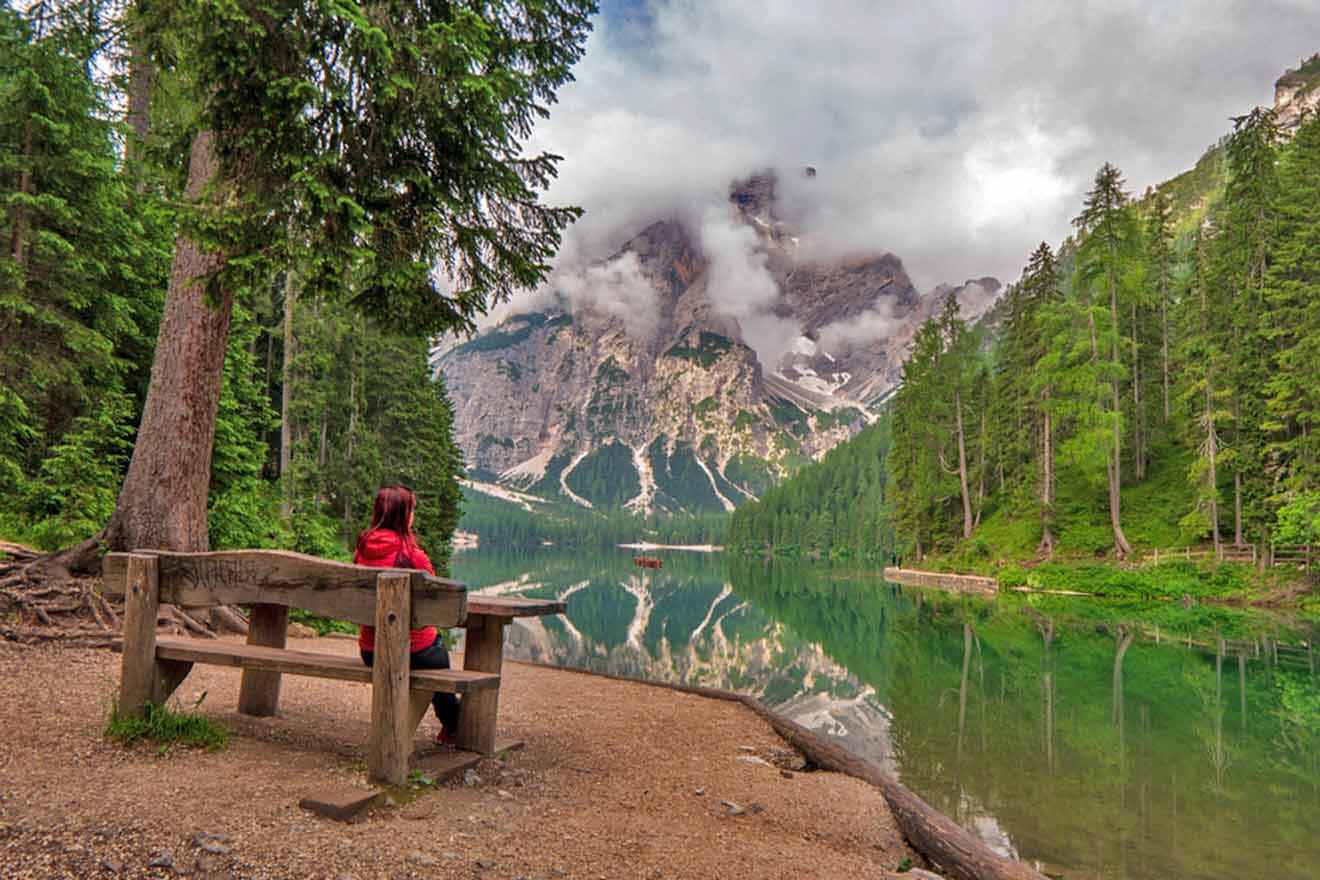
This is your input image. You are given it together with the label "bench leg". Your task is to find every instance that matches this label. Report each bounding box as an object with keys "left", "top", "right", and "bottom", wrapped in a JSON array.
[
  {"left": 153, "top": 659, "right": 194, "bottom": 706},
  {"left": 368, "top": 573, "right": 412, "bottom": 786},
  {"left": 238, "top": 604, "right": 289, "bottom": 717},
  {"left": 118, "top": 554, "right": 160, "bottom": 719},
  {"left": 407, "top": 690, "right": 433, "bottom": 740},
  {"left": 454, "top": 616, "right": 505, "bottom": 756}
]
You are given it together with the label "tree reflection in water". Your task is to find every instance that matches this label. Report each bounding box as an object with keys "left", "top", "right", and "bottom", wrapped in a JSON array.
[{"left": 453, "top": 547, "right": 1320, "bottom": 880}]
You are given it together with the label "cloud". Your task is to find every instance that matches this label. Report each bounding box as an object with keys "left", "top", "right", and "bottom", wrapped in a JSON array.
[
  {"left": 698, "top": 206, "right": 801, "bottom": 368},
  {"left": 523, "top": 0, "right": 1320, "bottom": 297},
  {"left": 818, "top": 300, "right": 900, "bottom": 354},
  {"left": 554, "top": 252, "right": 659, "bottom": 339}
]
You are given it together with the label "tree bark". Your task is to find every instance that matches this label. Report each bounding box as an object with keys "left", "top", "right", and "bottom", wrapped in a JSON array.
[
  {"left": 102, "top": 130, "right": 230, "bottom": 557},
  {"left": 954, "top": 389, "right": 973, "bottom": 540},
  {"left": 126, "top": 32, "right": 152, "bottom": 192}
]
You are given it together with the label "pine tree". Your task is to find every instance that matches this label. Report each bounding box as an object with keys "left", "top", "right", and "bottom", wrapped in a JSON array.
[
  {"left": 1145, "top": 189, "right": 1176, "bottom": 423},
  {"left": 1072, "top": 163, "right": 1137, "bottom": 557},
  {"left": 1218, "top": 107, "right": 1281, "bottom": 554},
  {"left": 1264, "top": 111, "right": 1320, "bottom": 522},
  {"left": 1019, "top": 243, "right": 1061, "bottom": 553}
]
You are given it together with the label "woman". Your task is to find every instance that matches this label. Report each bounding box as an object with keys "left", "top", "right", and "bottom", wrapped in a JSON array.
[{"left": 355, "top": 484, "right": 459, "bottom": 744}]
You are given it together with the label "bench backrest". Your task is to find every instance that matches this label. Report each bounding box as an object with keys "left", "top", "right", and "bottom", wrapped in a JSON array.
[{"left": 102, "top": 549, "right": 467, "bottom": 628}]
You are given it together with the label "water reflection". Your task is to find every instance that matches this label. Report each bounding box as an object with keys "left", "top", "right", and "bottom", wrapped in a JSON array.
[{"left": 451, "top": 547, "right": 1320, "bottom": 880}]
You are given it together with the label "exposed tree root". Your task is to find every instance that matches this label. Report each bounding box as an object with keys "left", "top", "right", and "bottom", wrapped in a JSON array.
[{"left": 1, "top": 541, "right": 248, "bottom": 644}]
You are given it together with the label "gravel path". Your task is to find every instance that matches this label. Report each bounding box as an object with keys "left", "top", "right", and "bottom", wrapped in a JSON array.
[{"left": 0, "top": 637, "right": 913, "bottom": 879}]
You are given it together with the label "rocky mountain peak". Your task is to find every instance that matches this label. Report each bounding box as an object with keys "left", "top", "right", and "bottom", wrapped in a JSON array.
[
  {"left": 1275, "top": 54, "right": 1320, "bottom": 134},
  {"left": 437, "top": 168, "right": 1000, "bottom": 520}
]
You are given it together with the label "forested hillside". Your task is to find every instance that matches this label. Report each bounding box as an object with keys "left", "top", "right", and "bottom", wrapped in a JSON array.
[
  {"left": 889, "top": 93, "right": 1320, "bottom": 565},
  {"left": 726, "top": 419, "right": 894, "bottom": 558},
  {"left": 0, "top": 2, "right": 592, "bottom": 572}
]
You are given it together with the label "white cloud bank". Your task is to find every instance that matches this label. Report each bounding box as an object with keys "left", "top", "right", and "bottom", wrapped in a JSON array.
[{"left": 526, "top": 0, "right": 1319, "bottom": 294}]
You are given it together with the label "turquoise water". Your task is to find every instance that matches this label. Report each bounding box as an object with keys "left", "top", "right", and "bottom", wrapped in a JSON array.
[{"left": 451, "top": 547, "right": 1320, "bottom": 880}]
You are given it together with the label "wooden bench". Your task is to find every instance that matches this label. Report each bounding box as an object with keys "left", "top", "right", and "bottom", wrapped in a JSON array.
[{"left": 101, "top": 549, "right": 561, "bottom": 785}]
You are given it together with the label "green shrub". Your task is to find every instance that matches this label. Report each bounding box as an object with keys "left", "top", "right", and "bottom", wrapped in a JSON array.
[{"left": 105, "top": 699, "right": 228, "bottom": 752}]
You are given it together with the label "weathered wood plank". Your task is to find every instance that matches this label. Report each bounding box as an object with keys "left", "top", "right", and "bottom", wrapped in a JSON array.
[
  {"left": 454, "top": 615, "right": 506, "bottom": 755},
  {"left": 298, "top": 787, "right": 386, "bottom": 822},
  {"left": 152, "top": 638, "right": 499, "bottom": 693},
  {"left": 118, "top": 554, "right": 160, "bottom": 718},
  {"left": 238, "top": 604, "right": 289, "bottom": 717},
  {"left": 153, "top": 658, "right": 193, "bottom": 705},
  {"left": 103, "top": 550, "right": 467, "bottom": 627},
  {"left": 466, "top": 597, "right": 566, "bottom": 619},
  {"left": 407, "top": 689, "right": 433, "bottom": 738},
  {"left": 368, "top": 572, "right": 411, "bottom": 786}
]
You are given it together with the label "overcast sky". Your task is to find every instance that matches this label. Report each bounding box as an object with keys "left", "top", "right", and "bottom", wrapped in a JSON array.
[{"left": 524, "top": 0, "right": 1320, "bottom": 294}]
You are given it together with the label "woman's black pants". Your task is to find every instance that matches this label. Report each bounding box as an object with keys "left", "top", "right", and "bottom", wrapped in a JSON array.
[{"left": 360, "top": 636, "right": 461, "bottom": 732}]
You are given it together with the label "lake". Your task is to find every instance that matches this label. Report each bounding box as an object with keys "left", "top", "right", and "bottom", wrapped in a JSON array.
[{"left": 451, "top": 546, "right": 1320, "bottom": 880}]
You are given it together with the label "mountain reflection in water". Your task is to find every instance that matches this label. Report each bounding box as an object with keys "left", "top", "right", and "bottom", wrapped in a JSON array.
[{"left": 452, "top": 547, "right": 1320, "bottom": 880}]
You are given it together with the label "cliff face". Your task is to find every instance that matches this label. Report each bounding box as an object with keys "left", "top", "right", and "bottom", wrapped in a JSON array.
[
  {"left": 1275, "top": 54, "right": 1320, "bottom": 134},
  {"left": 437, "top": 171, "right": 999, "bottom": 515}
]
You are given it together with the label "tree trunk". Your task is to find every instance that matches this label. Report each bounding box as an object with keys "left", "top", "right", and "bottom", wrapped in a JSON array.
[
  {"left": 1234, "top": 470, "right": 1244, "bottom": 547},
  {"left": 1132, "top": 301, "right": 1145, "bottom": 482},
  {"left": 1206, "top": 381, "right": 1221, "bottom": 554},
  {"left": 126, "top": 33, "right": 152, "bottom": 192},
  {"left": 100, "top": 131, "right": 230, "bottom": 558},
  {"left": 1109, "top": 273, "right": 1132, "bottom": 558},
  {"left": 955, "top": 389, "right": 973, "bottom": 540},
  {"left": 973, "top": 408, "right": 987, "bottom": 529},
  {"left": 1038, "top": 403, "right": 1055, "bottom": 556},
  {"left": 279, "top": 267, "right": 297, "bottom": 518},
  {"left": 8, "top": 119, "right": 34, "bottom": 272},
  {"left": 1161, "top": 277, "right": 1170, "bottom": 423}
]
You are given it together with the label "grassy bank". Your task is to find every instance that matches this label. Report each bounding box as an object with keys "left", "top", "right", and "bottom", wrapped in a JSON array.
[{"left": 898, "top": 444, "right": 1315, "bottom": 611}]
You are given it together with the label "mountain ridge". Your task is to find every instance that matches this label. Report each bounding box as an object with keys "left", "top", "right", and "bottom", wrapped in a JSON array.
[{"left": 438, "top": 170, "right": 1000, "bottom": 521}]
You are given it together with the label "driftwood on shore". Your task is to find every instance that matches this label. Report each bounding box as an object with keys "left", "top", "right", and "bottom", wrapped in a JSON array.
[
  {"left": 515, "top": 660, "right": 1047, "bottom": 880},
  {"left": 883, "top": 567, "right": 999, "bottom": 597}
]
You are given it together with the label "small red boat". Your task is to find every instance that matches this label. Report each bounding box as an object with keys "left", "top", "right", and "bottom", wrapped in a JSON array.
[{"left": 633, "top": 556, "right": 663, "bottom": 569}]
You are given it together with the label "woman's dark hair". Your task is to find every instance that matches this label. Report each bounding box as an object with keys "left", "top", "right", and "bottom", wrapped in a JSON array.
[{"left": 357, "top": 484, "right": 417, "bottom": 553}]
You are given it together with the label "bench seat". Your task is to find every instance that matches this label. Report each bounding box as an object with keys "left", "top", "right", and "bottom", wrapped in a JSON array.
[{"left": 154, "top": 637, "right": 499, "bottom": 694}]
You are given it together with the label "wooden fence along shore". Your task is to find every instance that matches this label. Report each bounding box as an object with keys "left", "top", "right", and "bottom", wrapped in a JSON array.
[{"left": 1140, "top": 543, "right": 1318, "bottom": 573}]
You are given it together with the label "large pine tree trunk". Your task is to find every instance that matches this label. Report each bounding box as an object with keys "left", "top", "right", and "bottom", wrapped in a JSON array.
[
  {"left": 954, "top": 388, "right": 974, "bottom": 539},
  {"left": 102, "top": 131, "right": 230, "bottom": 555}
]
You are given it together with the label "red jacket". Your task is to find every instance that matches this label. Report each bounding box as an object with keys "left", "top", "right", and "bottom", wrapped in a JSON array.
[{"left": 354, "top": 528, "right": 438, "bottom": 653}]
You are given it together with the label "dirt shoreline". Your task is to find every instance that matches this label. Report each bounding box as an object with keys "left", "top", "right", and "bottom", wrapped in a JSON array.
[{"left": 0, "top": 636, "right": 916, "bottom": 879}]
